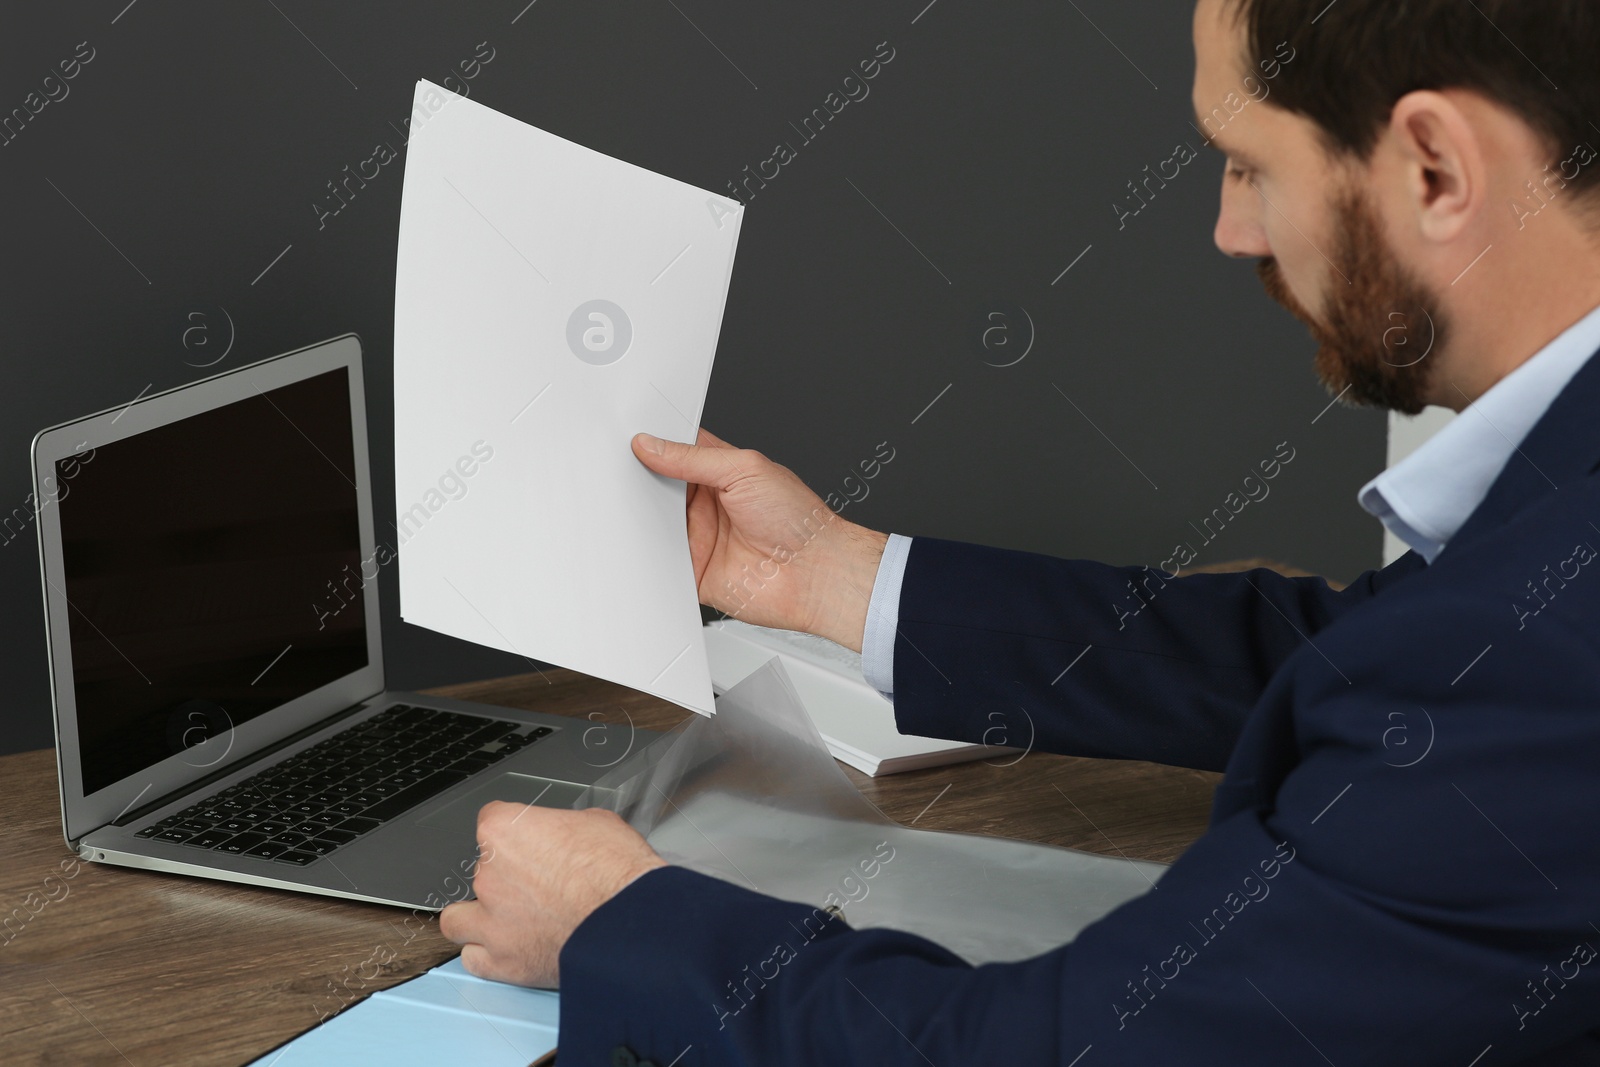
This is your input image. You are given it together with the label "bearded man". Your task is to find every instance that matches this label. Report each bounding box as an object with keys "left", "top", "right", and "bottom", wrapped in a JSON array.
[{"left": 442, "top": 2, "right": 1600, "bottom": 1062}]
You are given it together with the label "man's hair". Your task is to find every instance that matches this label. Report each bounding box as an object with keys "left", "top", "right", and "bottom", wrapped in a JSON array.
[{"left": 1227, "top": 0, "right": 1600, "bottom": 198}]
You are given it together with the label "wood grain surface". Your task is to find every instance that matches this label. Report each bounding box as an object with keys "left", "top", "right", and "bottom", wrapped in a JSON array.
[{"left": 0, "top": 666, "right": 1220, "bottom": 1066}]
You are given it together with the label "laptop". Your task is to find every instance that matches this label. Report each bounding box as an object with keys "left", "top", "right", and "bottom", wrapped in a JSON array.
[{"left": 31, "top": 333, "right": 649, "bottom": 909}]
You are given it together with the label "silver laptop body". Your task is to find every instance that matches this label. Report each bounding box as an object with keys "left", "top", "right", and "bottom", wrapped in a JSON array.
[{"left": 32, "top": 334, "right": 647, "bottom": 909}]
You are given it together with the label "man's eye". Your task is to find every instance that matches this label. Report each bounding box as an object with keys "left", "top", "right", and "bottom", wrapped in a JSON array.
[{"left": 1227, "top": 163, "right": 1252, "bottom": 182}]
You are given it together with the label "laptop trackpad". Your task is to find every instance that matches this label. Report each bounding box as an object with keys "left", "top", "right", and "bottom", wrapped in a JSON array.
[{"left": 416, "top": 772, "right": 592, "bottom": 836}]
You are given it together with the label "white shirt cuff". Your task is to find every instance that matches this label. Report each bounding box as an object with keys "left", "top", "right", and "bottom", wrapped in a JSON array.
[{"left": 860, "top": 533, "right": 912, "bottom": 702}]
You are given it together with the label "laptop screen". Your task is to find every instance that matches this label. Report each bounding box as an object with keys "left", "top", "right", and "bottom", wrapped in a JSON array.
[{"left": 55, "top": 367, "right": 370, "bottom": 796}]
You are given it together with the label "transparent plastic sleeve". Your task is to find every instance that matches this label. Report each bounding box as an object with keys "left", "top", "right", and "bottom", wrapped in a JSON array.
[{"left": 573, "top": 657, "right": 1164, "bottom": 965}]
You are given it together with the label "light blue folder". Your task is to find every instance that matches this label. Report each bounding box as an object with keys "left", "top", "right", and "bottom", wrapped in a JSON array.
[{"left": 248, "top": 956, "right": 557, "bottom": 1066}]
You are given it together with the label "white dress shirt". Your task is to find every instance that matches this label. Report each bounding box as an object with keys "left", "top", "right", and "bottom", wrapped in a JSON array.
[
  {"left": 1358, "top": 302, "right": 1600, "bottom": 563},
  {"left": 860, "top": 301, "right": 1600, "bottom": 701},
  {"left": 860, "top": 530, "right": 913, "bottom": 701}
]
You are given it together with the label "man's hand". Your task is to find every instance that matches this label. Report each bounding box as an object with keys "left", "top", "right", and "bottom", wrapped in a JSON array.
[
  {"left": 439, "top": 802, "right": 667, "bottom": 988},
  {"left": 631, "top": 427, "right": 889, "bottom": 652}
]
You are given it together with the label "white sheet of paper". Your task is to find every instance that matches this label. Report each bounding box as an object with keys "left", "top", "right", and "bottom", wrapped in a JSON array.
[{"left": 392, "top": 80, "right": 743, "bottom": 716}]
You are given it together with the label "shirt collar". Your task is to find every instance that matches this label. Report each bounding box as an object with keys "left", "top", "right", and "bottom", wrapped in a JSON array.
[{"left": 1359, "top": 302, "right": 1600, "bottom": 563}]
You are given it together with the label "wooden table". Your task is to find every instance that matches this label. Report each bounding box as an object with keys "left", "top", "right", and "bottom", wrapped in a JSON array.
[{"left": 0, "top": 667, "right": 1220, "bottom": 1066}]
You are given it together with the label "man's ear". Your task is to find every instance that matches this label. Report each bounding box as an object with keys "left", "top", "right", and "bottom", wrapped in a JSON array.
[{"left": 1386, "top": 89, "right": 1486, "bottom": 244}]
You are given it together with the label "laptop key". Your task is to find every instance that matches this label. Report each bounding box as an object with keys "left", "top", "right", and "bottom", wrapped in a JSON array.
[
  {"left": 361, "top": 771, "right": 470, "bottom": 822},
  {"left": 298, "top": 839, "right": 341, "bottom": 855},
  {"left": 153, "top": 829, "right": 194, "bottom": 843},
  {"left": 186, "top": 830, "right": 236, "bottom": 848},
  {"left": 134, "top": 825, "right": 163, "bottom": 838},
  {"left": 214, "top": 833, "right": 267, "bottom": 855},
  {"left": 243, "top": 841, "right": 291, "bottom": 860},
  {"left": 334, "top": 817, "right": 382, "bottom": 835},
  {"left": 274, "top": 851, "right": 320, "bottom": 867},
  {"left": 317, "top": 828, "right": 358, "bottom": 845},
  {"left": 461, "top": 721, "right": 520, "bottom": 747}
]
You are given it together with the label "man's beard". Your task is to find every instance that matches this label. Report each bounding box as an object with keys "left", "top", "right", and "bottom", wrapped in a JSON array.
[{"left": 1255, "top": 184, "right": 1446, "bottom": 416}]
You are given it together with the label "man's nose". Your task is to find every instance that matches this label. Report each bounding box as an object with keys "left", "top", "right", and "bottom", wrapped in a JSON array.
[{"left": 1214, "top": 178, "right": 1272, "bottom": 258}]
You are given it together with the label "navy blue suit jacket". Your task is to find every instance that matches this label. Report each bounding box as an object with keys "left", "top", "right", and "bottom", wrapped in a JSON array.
[{"left": 557, "top": 351, "right": 1600, "bottom": 1066}]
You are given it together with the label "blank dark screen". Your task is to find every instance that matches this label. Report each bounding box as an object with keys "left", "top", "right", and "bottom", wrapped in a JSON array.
[{"left": 57, "top": 367, "right": 369, "bottom": 795}]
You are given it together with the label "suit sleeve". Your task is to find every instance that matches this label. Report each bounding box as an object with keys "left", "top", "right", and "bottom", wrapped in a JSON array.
[
  {"left": 888, "top": 536, "right": 1425, "bottom": 771},
  {"left": 555, "top": 595, "right": 1600, "bottom": 1066}
]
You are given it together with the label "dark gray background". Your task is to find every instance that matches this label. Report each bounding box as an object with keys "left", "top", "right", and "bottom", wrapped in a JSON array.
[{"left": 0, "top": 0, "right": 1386, "bottom": 757}]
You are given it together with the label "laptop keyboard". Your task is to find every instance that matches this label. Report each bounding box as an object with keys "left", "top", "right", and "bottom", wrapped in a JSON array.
[{"left": 133, "top": 704, "right": 554, "bottom": 867}]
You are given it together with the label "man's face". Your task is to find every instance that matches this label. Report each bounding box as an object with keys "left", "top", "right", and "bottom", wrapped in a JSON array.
[{"left": 1192, "top": 0, "right": 1445, "bottom": 414}]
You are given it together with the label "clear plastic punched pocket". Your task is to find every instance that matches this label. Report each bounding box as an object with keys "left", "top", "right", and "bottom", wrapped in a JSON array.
[{"left": 573, "top": 657, "right": 1165, "bottom": 966}]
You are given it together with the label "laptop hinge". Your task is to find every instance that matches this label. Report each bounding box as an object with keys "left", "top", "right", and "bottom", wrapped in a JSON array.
[{"left": 110, "top": 698, "right": 376, "bottom": 828}]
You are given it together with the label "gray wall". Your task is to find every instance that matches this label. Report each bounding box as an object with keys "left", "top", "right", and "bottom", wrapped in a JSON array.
[{"left": 0, "top": 0, "right": 1386, "bottom": 757}]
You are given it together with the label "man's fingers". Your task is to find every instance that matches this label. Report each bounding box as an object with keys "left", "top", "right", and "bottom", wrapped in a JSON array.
[
  {"left": 478, "top": 798, "right": 530, "bottom": 829},
  {"left": 478, "top": 799, "right": 553, "bottom": 842},
  {"left": 439, "top": 899, "right": 486, "bottom": 945},
  {"left": 459, "top": 942, "right": 496, "bottom": 979},
  {"left": 631, "top": 432, "right": 750, "bottom": 490}
]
